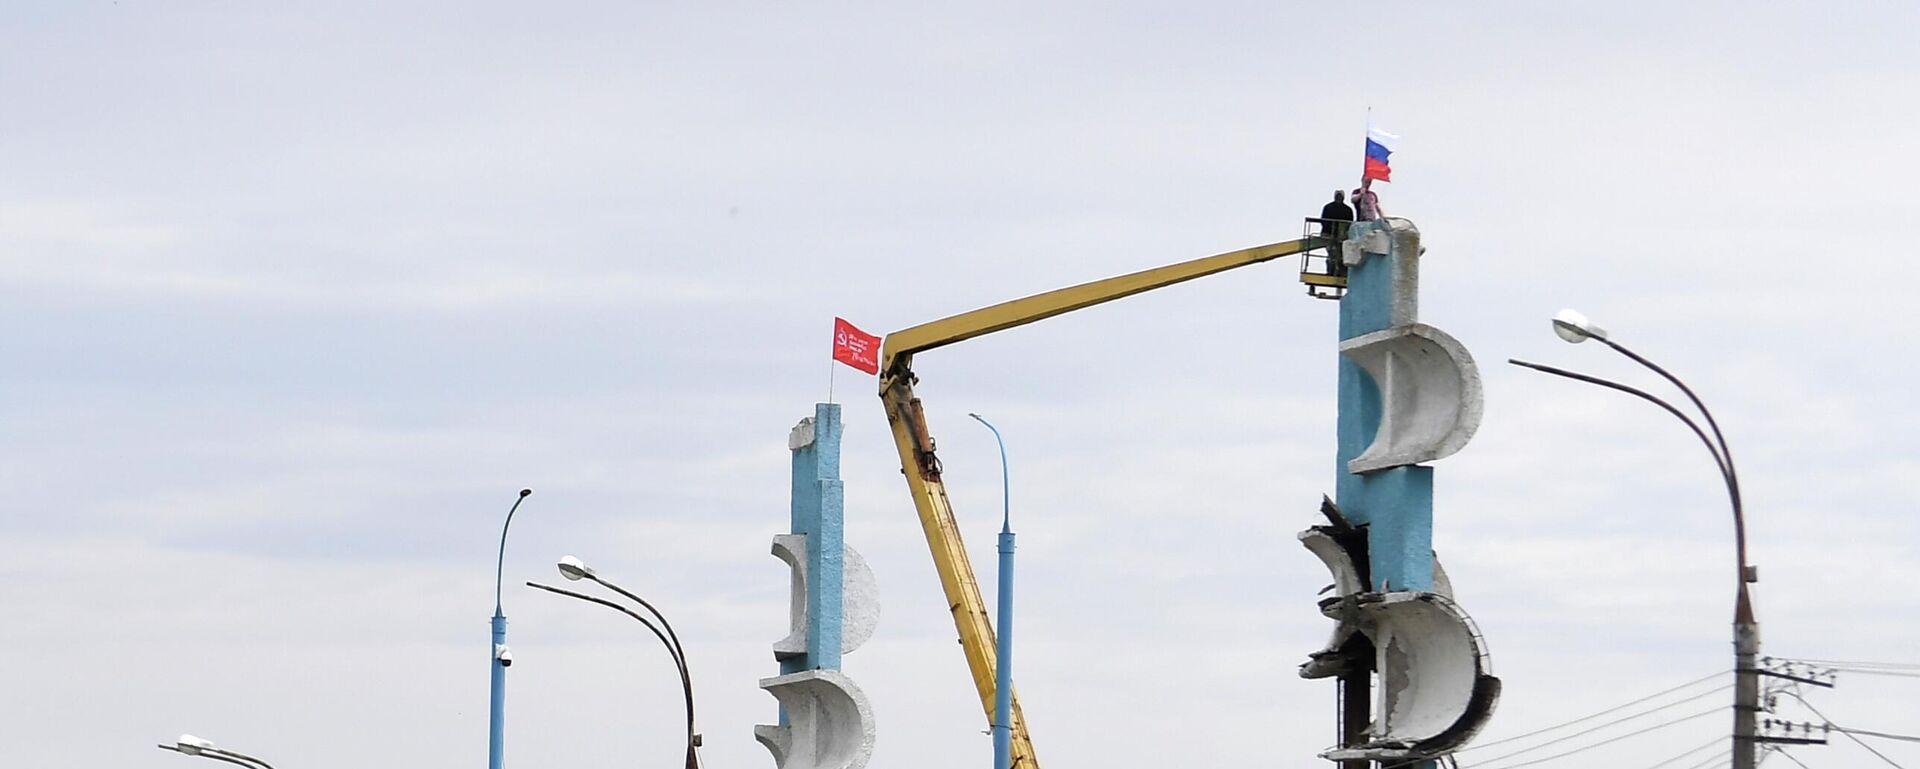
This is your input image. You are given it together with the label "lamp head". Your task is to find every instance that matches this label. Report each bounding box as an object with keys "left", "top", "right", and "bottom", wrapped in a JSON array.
[
  {"left": 176, "top": 735, "right": 215, "bottom": 756},
  {"left": 557, "top": 555, "right": 595, "bottom": 581},
  {"left": 1552, "top": 308, "right": 1608, "bottom": 344}
]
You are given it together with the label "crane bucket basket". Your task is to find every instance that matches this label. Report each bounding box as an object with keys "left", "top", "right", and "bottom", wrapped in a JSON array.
[{"left": 1301, "top": 217, "right": 1351, "bottom": 299}]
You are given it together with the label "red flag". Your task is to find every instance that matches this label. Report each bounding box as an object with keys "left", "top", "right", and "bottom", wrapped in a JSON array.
[{"left": 831, "top": 317, "right": 882, "bottom": 375}]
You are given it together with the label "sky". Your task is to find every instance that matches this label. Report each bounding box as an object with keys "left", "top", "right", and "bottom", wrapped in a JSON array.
[{"left": 3, "top": 2, "right": 1918, "bottom": 768}]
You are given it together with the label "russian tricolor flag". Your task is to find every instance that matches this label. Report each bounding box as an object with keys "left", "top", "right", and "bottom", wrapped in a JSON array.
[{"left": 1364, "top": 126, "right": 1397, "bottom": 183}]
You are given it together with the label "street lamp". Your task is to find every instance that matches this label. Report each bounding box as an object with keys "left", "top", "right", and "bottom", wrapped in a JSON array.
[
  {"left": 1550, "top": 308, "right": 1608, "bottom": 344},
  {"left": 528, "top": 556, "right": 700, "bottom": 769},
  {"left": 157, "top": 734, "right": 276, "bottom": 769},
  {"left": 490, "top": 488, "right": 533, "bottom": 769},
  {"left": 1511, "top": 308, "right": 1761, "bottom": 769},
  {"left": 968, "top": 413, "right": 1017, "bottom": 769}
]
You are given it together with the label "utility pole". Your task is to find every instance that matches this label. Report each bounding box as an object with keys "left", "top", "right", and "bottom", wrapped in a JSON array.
[
  {"left": 1733, "top": 584, "right": 1760, "bottom": 769},
  {"left": 1513, "top": 309, "right": 1761, "bottom": 769}
]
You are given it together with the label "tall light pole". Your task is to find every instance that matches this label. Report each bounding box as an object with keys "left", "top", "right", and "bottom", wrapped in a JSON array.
[
  {"left": 528, "top": 556, "right": 701, "bottom": 769},
  {"left": 157, "top": 734, "right": 276, "bottom": 769},
  {"left": 491, "top": 488, "right": 533, "bottom": 769},
  {"left": 1511, "top": 308, "right": 1760, "bottom": 769},
  {"left": 969, "top": 413, "right": 1016, "bottom": 769}
]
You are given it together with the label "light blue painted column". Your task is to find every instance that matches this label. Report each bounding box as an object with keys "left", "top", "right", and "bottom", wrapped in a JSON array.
[
  {"left": 1335, "top": 220, "right": 1437, "bottom": 769},
  {"left": 756, "top": 403, "right": 877, "bottom": 765},
  {"left": 784, "top": 402, "right": 845, "bottom": 674},
  {"left": 1335, "top": 220, "right": 1434, "bottom": 593}
]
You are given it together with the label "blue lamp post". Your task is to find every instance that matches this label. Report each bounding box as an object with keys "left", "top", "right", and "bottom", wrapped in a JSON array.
[
  {"left": 969, "top": 413, "right": 1016, "bottom": 769},
  {"left": 490, "top": 488, "right": 533, "bottom": 769}
]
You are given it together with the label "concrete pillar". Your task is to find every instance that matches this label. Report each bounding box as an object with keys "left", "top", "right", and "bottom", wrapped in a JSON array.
[{"left": 759, "top": 403, "right": 879, "bottom": 769}]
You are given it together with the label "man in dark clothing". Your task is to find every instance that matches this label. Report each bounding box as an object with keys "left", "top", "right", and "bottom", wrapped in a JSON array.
[{"left": 1319, "top": 190, "right": 1354, "bottom": 276}]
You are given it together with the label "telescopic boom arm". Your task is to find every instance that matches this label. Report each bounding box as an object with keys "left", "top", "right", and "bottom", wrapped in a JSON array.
[{"left": 878, "top": 237, "right": 1314, "bottom": 768}]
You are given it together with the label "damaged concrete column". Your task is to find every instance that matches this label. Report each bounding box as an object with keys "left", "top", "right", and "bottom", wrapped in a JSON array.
[
  {"left": 757, "top": 403, "right": 879, "bottom": 769},
  {"left": 1309, "top": 219, "right": 1496, "bottom": 767}
]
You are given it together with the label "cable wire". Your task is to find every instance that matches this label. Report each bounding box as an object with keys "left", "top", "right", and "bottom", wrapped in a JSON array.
[
  {"left": 1779, "top": 657, "right": 1920, "bottom": 670},
  {"left": 1772, "top": 747, "right": 1814, "bottom": 769},
  {"left": 1642, "top": 736, "right": 1728, "bottom": 769},
  {"left": 1782, "top": 691, "right": 1906, "bottom": 769},
  {"left": 1835, "top": 726, "right": 1920, "bottom": 745},
  {"left": 1831, "top": 669, "right": 1920, "bottom": 680},
  {"left": 1461, "top": 684, "right": 1731, "bottom": 764},
  {"left": 1465, "top": 706, "right": 1725, "bottom": 769},
  {"left": 1460, "top": 670, "right": 1730, "bottom": 753},
  {"left": 1679, "top": 752, "right": 1733, "bottom": 769}
]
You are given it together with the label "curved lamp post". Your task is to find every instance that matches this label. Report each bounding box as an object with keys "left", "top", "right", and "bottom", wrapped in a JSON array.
[
  {"left": 490, "top": 488, "right": 533, "bottom": 769},
  {"left": 968, "top": 413, "right": 1017, "bottom": 769},
  {"left": 528, "top": 556, "right": 700, "bottom": 769},
  {"left": 157, "top": 734, "right": 275, "bottom": 769},
  {"left": 1511, "top": 308, "right": 1760, "bottom": 769}
]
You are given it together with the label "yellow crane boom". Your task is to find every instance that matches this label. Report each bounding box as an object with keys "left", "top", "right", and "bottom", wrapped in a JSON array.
[{"left": 878, "top": 237, "right": 1316, "bottom": 767}]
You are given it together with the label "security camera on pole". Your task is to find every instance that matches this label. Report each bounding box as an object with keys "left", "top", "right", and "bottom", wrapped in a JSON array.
[{"left": 490, "top": 488, "right": 532, "bottom": 769}]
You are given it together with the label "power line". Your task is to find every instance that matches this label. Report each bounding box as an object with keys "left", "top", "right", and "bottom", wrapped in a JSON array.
[
  {"left": 1678, "top": 751, "right": 1732, "bottom": 769},
  {"left": 1460, "top": 670, "right": 1729, "bottom": 752},
  {"left": 1832, "top": 669, "right": 1920, "bottom": 680},
  {"left": 1781, "top": 657, "right": 1920, "bottom": 670},
  {"left": 1836, "top": 726, "right": 1920, "bottom": 745},
  {"left": 1772, "top": 747, "right": 1814, "bottom": 769},
  {"left": 1782, "top": 691, "right": 1906, "bottom": 769},
  {"left": 1465, "top": 706, "right": 1725, "bottom": 769},
  {"left": 1642, "top": 736, "right": 1728, "bottom": 769},
  {"left": 1461, "top": 685, "right": 1731, "bottom": 764}
]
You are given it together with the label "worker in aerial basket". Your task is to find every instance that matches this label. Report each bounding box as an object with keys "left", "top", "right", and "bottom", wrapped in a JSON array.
[{"left": 1320, "top": 189, "right": 1354, "bottom": 276}]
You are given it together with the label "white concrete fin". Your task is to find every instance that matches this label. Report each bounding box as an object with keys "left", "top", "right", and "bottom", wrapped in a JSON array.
[
  {"left": 1300, "top": 529, "right": 1367, "bottom": 597},
  {"left": 769, "top": 534, "right": 882, "bottom": 658},
  {"left": 755, "top": 669, "right": 876, "bottom": 769},
  {"left": 1339, "top": 323, "right": 1483, "bottom": 473},
  {"left": 1319, "top": 592, "right": 1501, "bottom": 761},
  {"left": 1297, "top": 528, "right": 1366, "bottom": 679},
  {"left": 1431, "top": 554, "right": 1454, "bottom": 600},
  {"left": 840, "top": 545, "right": 880, "bottom": 653},
  {"left": 771, "top": 534, "right": 809, "bottom": 658},
  {"left": 1372, "top": 594, "right": 1483, "bottom": 744}
]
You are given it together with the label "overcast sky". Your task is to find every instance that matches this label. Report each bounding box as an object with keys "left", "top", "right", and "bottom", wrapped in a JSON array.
[{"left": 4, "top": 2, "right": 1918, "bottom": 768}]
